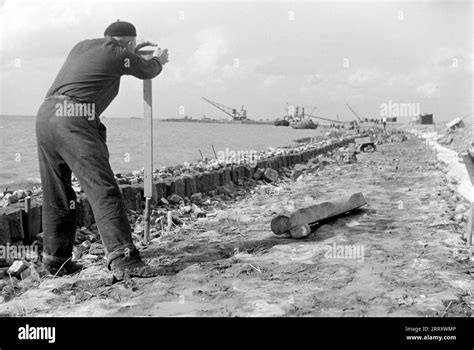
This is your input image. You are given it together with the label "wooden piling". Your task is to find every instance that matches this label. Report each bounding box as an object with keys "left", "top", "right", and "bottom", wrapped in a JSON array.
[
  {"left": 211, "top": 144, "right": 218, "bottom": 159},
  {"left": 144, "top": 197, "right": 151, "bottom": 243},
  {"left": 24, "top": 196, "right": 31, "bottom": 242}
]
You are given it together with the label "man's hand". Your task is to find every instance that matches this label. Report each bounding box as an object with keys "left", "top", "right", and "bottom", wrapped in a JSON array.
[{"left": 153, "top": 47, "right": 169, "bottom": 66}]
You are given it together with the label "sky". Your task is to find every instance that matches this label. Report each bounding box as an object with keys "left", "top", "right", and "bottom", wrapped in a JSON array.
[{"left": 0, "top": 0, "right": 472, "bottom": 123}]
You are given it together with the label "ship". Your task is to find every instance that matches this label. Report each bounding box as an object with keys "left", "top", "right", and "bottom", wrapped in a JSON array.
[
  {"left": 274, "top": 118, "right": 290, "bottom": 126},
  {"left": 291, "top": 118, "right": 317, "bottom": 129}
]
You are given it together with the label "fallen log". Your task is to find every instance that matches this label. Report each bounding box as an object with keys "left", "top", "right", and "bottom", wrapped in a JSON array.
[{"left": 271, "top": 192, "right": 367, "bottom": 238}]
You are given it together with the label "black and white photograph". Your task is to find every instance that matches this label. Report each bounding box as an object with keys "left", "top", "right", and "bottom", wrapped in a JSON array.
[{"left": 0, "top": 0, "right": 472, "bottom": 346}]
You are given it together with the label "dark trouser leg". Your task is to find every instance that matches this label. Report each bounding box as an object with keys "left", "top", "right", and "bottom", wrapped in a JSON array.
[
  {"left": 36, "top": 103, "right": 77, "bottom": 264},
  {"left": 48, "top": 106, "right": 137, "bottom": 265}
]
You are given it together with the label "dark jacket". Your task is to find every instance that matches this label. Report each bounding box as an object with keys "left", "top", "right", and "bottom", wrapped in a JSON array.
[{"left": 46, "top": 37, "right": 162, "bottom": 116}]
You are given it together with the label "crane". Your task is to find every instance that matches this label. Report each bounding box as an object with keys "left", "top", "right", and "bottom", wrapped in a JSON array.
[
  {"left": 202, "top": 97, "right": 247, "bottom": 121},
  {"left": 346, "top": 103, "right": 362, "bottom": 123},
  {"left": 305, "top": 113, "right": 351, "bottom": 124}
]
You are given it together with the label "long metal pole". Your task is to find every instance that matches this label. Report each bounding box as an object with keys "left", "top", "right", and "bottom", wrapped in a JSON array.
[
  {"left": 143, "top": 79, "right": 152, "bottom": 243},
  {"left": 143, "top": 78, "right": 153, "bottom": 199},
  {"left": 139, "top": 48, "right": 155, "bottom": 243}
]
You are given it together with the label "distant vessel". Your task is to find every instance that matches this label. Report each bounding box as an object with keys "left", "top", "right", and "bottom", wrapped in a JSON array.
[
  {"left": 291, "top": 118, "right": 317, "bottom": 129},
  {"left": 279, "top": 105, "right": 318, "bottom": 129},
  {"left": 274, "top": 118, "right": 290, "bottom": 126}
]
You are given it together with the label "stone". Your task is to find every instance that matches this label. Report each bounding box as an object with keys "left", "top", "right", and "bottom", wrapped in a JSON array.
[
  {"left": 167, "top": 194, "right": 183, "bottom": 204},
  {"left": 454, "top": 214, "right": 464, "bottom": 224},
  {"left": 89, "top": 243, "right": 105, "bottom": 256},
  {"left": 190, "top": 193, "right": 203, "bottom": 205},
  {"left": 7, "top": 260, "right": 29, "bottom": 277},
  {"left": 263, "top": 168, "right": 279, "bottom": 183},
  {"left": 75, "top": 229, "right": 87, "bottom": 244},
  {"left": 291, "top": 169, "right": 303, "bottom": 181},
  {"left": 253, "top": 168, "right": 265, "bottom": 180},
  {"left": 454, "top": 204, "right": 467, "bottom": 214}
]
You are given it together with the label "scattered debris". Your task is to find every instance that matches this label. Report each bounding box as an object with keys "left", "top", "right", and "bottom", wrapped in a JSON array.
[{"left": 7, "top": 260, "right": 29, "bottom": 278}]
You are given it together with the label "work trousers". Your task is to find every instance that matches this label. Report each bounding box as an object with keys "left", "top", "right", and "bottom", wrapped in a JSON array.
[{"left": 36, "top": 98, "right": 137, "bottom": 267}]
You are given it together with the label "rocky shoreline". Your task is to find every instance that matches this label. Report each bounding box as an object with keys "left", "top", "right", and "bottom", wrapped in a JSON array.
[
  {"left": 1, "top": 126, "right": 472, "bottom": 316},
  {"left": 0, "top": 126, "right": 405, "bottom": 281}
]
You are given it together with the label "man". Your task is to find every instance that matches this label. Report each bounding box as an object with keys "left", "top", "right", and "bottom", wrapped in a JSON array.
[
  {"left": 36, "top": 20, "right": 168, "bottom": 278},
  {"left": 382, "top": 117, "right": 387, "bottom": 130}
]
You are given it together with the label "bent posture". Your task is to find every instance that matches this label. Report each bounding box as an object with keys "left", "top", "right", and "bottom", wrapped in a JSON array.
[{"left": 36, "top": 21, "right": 168, "bottom": 277}]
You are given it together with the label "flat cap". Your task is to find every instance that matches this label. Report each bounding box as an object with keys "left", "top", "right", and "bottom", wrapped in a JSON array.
[{"left": 104, "top": 20, "right": 137, "bottom": 37}]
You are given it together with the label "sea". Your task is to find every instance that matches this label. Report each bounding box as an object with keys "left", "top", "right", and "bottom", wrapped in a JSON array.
[{"left": 0, "top": 115, "right": 326, "bottom": 189}]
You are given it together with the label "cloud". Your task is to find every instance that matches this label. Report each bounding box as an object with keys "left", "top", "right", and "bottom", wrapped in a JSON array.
[
  {"left": 347, "top": 68, "right": 378, "bottom": 87},
  {"left": 0, "top": 0, "right": 93, "bottom": 56},
  {"left": 189, "top": 27, "right": 227, "bottom": 77},
  {"left": 300, "top": 73, "right": 324, "bottom": 92},
  {"left": 260, "top": 74, "right": 284, "bottom": 88},
  {"left": 416, "top": 83, "right": 439, "bottom": 98}
]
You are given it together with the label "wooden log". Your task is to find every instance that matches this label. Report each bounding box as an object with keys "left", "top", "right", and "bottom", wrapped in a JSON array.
[
  {"left": 23, "top": 198, "right": 42, "bottom": 244},
  {"left": 82, "top": 197, "right": 95, "bottom": 227},
  {"left": 235, "top": 166, "right": 246, "bottom": 181},
  {"left": 120, "top": 185, "right": 136, "bottom": 210},
  {"left": 135, "top": 192, "right": 142, "bottom": 211},
  {"left": 222, "top": 168, "right": 231, "bottom": 185},
  {"left": 2, "top": 207, "right": 24, "bottom": 242},
  {"left": 0, "top": 210, "right": 12, "bottom": 245},
  {"left": 170, "top": 178, "right": 186, "bottom": 198},
  {"left": 152, "top": 181, "right": 167, "bottom": 203},
  {"left": 202, "top": 172, "right": 212, "bottom": 193},
  {"left": 271, "top": 192, "right": 367, "bottom": 237},
  {"left": 210, "top": 172, "right": 220, "bottom": 190},
  {"left": 195, "top": 174, "right": 204, "bottom": 193},
  {"left": 230, "top": 167, "right": 239, "bottom": 183},
  {"left": 143, "top": 197, "right": 151, "bottom": 243},
  {"left": 184, "top": 175, "right": 198, "bottom": 198},
  {"left": 217, "top": 169, "right": 225, "bottom": 186}
]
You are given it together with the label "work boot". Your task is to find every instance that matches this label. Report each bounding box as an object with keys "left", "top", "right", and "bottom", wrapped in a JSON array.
[
  {"left": 43, "top": 260, "right": 83, "bottom": 277},
  {"left": 109, "top": 253, "right": 162, "bottom": 281}
]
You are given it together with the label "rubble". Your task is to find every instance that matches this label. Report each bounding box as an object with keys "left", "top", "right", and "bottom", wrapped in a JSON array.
[
  {"left": 263, "top": 168, "right": 279, "bottom": 183},
  {"left": 7, "top": 260, "right": 30, "bottom": 277}
]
